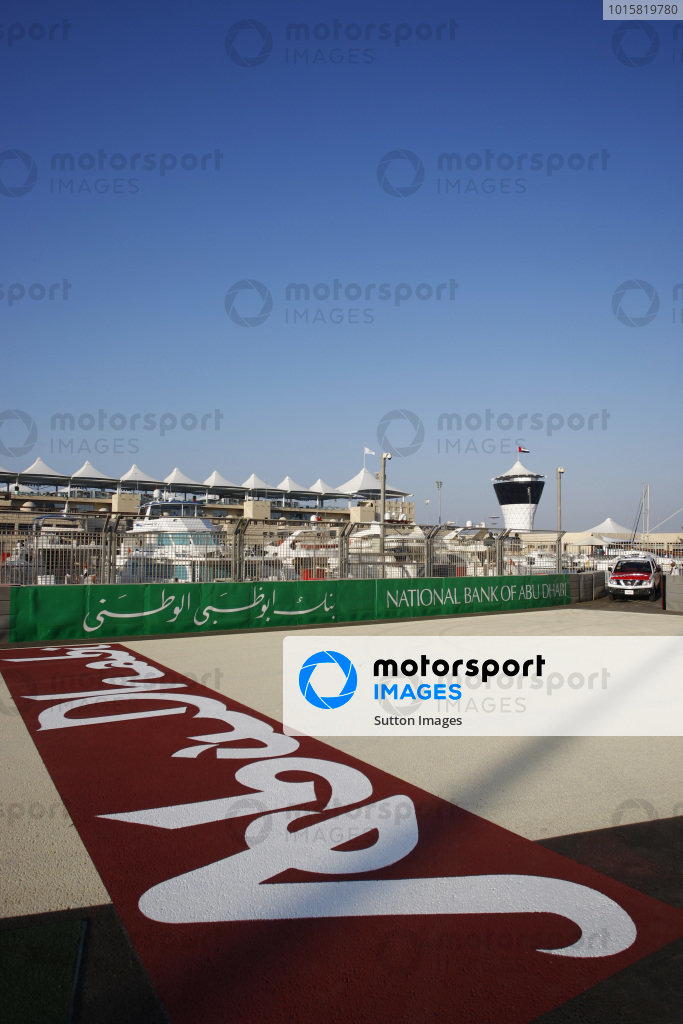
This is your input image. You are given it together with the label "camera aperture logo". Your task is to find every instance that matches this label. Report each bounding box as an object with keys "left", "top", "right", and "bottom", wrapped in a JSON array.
[
  {"left": 225, "top": 20, "right": 273, "bottom": 67},
  {"left": 0, "top": 409, "right": 38, "bottom": 458},
  {"left": 612, "top": 279, "right": 659, "bottom": 327},
  {"left": 299, "top": 650, "right": 358, "bottom": 710},
  {"left": 612, "top": 21, "right": 660, "bottom": 67},
  {"left": 224, "top": 279, "right": 273, "bottom": 327},
  {"left": 377, "top": 409, "right": 425, "bottom": 457},
  {"left": 377, "top": 150, "right": 425, "bottom": 197},
  {"left": 0, "top": 150, "right": 38, "bottom": 198}
]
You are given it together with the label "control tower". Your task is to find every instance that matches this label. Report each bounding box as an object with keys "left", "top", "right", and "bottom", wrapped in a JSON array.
[{"left": 492, "top": 458, "right": 545, "bottom": 531}]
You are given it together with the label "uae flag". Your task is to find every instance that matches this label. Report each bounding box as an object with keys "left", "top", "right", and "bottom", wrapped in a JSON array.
[{"left": 518, "top": 446, "right": 530, "bottom": 453}]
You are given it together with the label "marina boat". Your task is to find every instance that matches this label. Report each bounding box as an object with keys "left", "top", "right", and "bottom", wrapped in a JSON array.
[
  {"left": 116, "top": 506, "right": 226, "bottom": 583},
  {"left": 347, "top": 523, "right": 427, "bottom": 579},
  {"left": 32, "top": 514, "right": 103, "bottom": 584},
  {"left": 261, "top": 526, "right": 341, "bottom": 579}
]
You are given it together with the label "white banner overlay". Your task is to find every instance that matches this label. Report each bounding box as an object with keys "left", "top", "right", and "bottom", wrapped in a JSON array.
[{"left": 283, "top": 636, "right": 683, "bottom": 737}]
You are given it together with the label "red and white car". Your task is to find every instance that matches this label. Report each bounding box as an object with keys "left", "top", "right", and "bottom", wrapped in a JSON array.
[{"left": 607, "top": 555, "right": 662, "bottom": 601}]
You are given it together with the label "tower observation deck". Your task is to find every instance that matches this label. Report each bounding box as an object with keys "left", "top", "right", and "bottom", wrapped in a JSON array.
[{"left": 492, "top": 458, "right": 545, "bottom": 531}]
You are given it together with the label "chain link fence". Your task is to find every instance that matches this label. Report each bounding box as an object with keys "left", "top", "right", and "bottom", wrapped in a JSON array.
[{"left": 2, "top": 513, "right": 680, "bottom": 586}]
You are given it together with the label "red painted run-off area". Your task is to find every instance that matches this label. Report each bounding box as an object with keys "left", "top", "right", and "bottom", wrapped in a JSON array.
[{"left": 1, "top": 643, "right": 681, "bottom": 1024}]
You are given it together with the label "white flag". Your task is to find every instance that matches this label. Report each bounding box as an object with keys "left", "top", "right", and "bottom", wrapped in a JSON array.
[{"left": 364, "top": 446, "right": 376, "bottom": 455}]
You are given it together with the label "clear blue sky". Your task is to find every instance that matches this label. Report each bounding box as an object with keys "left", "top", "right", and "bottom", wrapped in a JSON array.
[{"left": 1, "top": 1, "right": 681, "bottom": 529}]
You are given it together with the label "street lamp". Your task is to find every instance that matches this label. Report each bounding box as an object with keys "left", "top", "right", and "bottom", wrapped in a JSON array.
[
  {"left": 380, "top": 452, "right": 391, "bottom": 574},
  {"left": 435, "top": 480, "right": 443, "bottom": 525},
  {"left": 556, "top": 467, "right": 565, "bottom": 533},
  {"left": 425, "top": 498, "right": 430, "bottom": 525},
  {"left": 556, "top": 467, "right": 565, "bottom": 572}
]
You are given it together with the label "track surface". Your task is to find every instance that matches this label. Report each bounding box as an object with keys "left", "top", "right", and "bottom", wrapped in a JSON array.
[{"left": 1, "top": 600, "right": 681, "bottom": 1021}]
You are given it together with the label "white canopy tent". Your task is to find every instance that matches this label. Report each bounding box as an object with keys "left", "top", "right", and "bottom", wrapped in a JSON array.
[
  {"left": 308, "top": 477, "right": 353, "bottom": 507},
  {"left": 71, "top": 460, "right": 119, "bottom": 488},
  {"left": 119, "top": 464, "right": 164, "bottom": 489},
  {"left": 203, "top": 470, "right": 245, "bottom": 499},
  {"left": 18, "top": 457, "right": 70, "bottom": 486},
  {"left": 242, "top": 473, "right": 282, "bottom": 498},
  {"left": 586, "top": 516, "right": 632, "bottom": 536},
  {"left": 276, "top": 476, "right": 318, "bottom": 502},
  {"left": 163, "top": 467, "right": 206, "bottom": 495},
  {"left": 336, "top": 466, "right": 412, "bottom": 499}
]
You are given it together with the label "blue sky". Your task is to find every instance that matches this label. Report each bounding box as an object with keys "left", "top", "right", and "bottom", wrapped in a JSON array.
[{"left": 1, "top": 1, "right": 681, "bottom": 529}]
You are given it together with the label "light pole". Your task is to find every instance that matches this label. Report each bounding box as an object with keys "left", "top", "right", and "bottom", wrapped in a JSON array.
[
  {"left": 380, "top": 452, "right": 391, "bottom": 574},
  {"left": 556, "top": 467, "right": 565, "bottom": 572},
  {"left": 425, "top": 498, "right": 430, "bottom": 524},
  {"left": 435, "top": 480, "right": 442, "bottom": 525}
]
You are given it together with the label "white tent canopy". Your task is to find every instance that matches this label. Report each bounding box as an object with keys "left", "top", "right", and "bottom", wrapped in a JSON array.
[
  {"left": 18, "top": 457, "right": 70, "bottom": 484},
  {"left": 242, "top": 473, "right": 280, "bottom": 495},
  {"left": 71, "top": 460, "right": 118, "bottom": 485},
  {"left": 586, "top": 516, "right": 632, "bottom": 536},
  {"left": 163, "top": 467, "right": 203, "bottom": 488},
  {"left": 309, "top": 478, "right": 353, "bottom": 498},
  {"left": 203, "top": 470, "right": 241, "bottom": 490},
  {"left": 120, "top": 464, "right": 164, "bottom": 488},
  {"left": 336, "top": 466, "right": 411, "bottom": 498},
  {"left": 276, "top": 476, "right": 317, "bottom": 500}
]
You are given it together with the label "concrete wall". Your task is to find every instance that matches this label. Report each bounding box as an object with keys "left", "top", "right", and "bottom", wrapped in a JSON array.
[
  {"left": 0, "top": 585, "right": 9, "bottom": 644},
  {"left": 664, "top": 575, "right": 683, "bottom": 614}
]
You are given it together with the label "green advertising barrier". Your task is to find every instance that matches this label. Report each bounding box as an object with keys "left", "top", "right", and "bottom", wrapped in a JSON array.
[
  {"left": 8, "top": 575, "right": 570, "bottom": 643},
  {"left": 377, "top": 576, "right": 570, "bottom": 619}
]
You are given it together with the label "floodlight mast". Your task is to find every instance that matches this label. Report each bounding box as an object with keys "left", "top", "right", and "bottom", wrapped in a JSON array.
[{"left": 380, "top": 452, "right": 391, "bottom": 572}]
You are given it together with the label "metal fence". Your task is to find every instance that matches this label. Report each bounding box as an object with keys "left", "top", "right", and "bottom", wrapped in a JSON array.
[{"left": 1, "top": 514, "right": 680, "bottom": 586}]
